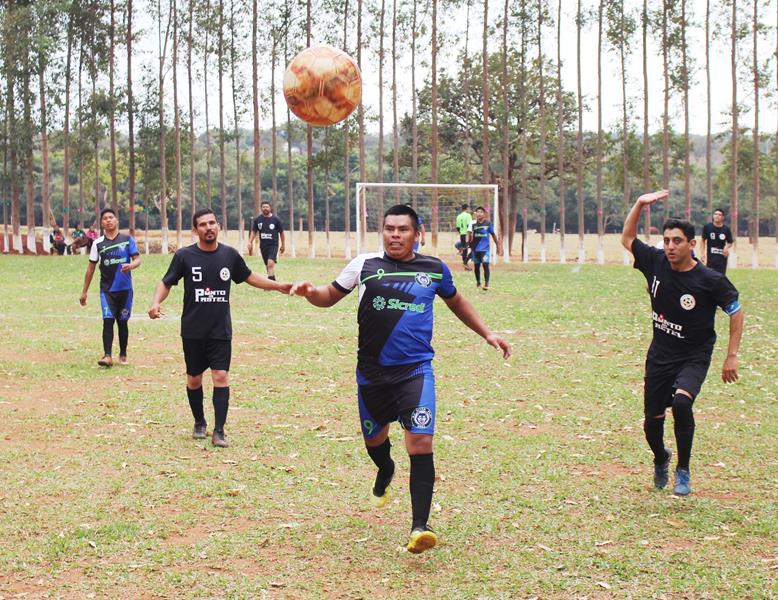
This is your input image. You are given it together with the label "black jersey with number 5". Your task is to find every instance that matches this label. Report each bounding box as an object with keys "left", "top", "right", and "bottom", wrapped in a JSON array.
[
  {"left": 631, "top": 238, "right": 740, "bottom": 362},
  {"left": 162, "top": 243, "right": 252, "bottom": 340}
]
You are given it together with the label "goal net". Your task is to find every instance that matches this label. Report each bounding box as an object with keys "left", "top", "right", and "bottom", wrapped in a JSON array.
[{"left": 354, "top": 182, "right": 505, "bottom": 262}]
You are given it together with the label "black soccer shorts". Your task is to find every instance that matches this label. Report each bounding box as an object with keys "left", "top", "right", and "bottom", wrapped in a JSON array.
[
  {"left": 643, "top": 356, "right": 711, "bottom": 418},
  {"left": 182, "top": 338, "right": 232, "bottom": 375},
  {"left": 260, "top": 245, "right": 279, "bottom": 265}
]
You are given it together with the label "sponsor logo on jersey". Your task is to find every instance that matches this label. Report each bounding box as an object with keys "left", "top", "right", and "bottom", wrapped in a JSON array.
[
  {"left": 719, "top": 233, "right": 726, "bottom": 240},
  {"left": 680, "top": 294, "right": 696, "bottom": 310},
  {"left": 410, "top": 407, "right": 433, "bottom": 428},
  {"left": 195, "top": 288, "right": 228, "bottom": 303},
  {"left": 371, "top": 295, "right": 425, "bottom": 313},
  {"left": 652, "top": 311, "right": 684, "bottom": 338},
  {"left": 269, "top": 223, "right": 275, "bottom": 230},
  {"left": 103, "top": 257, "right": 125, "bottom": 266},
  {"left": 372, "top": 296, "right": 387, "bottom": 310},
  {"left": 220, "top": 267, "right": 231, "bottom": 281},
  {"left": 415, "top": 272, "right": 432, "bottom": 287}
]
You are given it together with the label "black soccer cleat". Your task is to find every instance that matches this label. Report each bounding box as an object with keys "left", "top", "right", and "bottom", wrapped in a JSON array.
[
  {"left": 211, "top": 429, "right": 229, "bottom": 448},
  {"left": 370, "top": 463, "right": 395, "bottom": 508},
  {"left": 653, "top": 447, "right": 672, "bottom": 489},
  {"left": 192, "top": 422, "right": 207, "bottom": 440}
]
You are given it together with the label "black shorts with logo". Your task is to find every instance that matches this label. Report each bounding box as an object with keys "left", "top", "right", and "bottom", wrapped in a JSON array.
[
  {"left": 182, "top": 338, "right": 232, "bottom": 375},
  {"left": 643, "top": 354, "right": 711, "bottom": 417},
  {"left": 260, "top": 245, "right": 279, "bottom": 265}
]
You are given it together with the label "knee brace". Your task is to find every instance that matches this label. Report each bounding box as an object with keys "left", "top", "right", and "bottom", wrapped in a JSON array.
[{"left": 671, "top": 393, "right": 695, "bottom": 429}]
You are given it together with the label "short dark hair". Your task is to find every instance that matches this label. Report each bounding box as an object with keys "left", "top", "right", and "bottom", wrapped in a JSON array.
[
  {"left": 384, "top": 204, "right": 420, "bottom": 232},
  {"left": 663, "top": 219, "right": 695, "bottom": 242},
  {"left": 461, "top": 203, "right": 469, "bottom": 211},
  {"left": 100, "top": 207, "right": 116, "bottom": 219},
  {"left": 475, "top": 206, "right": 486, "bottom": 212},
  {"left": 713, "top": 208, "right": 725, "bottom": 216},
  {"left": 261, "top": 201, "right": 271, "bottom": 207},
  {"left": 192, "top": 208, "right": 217, "bottom": 228}
]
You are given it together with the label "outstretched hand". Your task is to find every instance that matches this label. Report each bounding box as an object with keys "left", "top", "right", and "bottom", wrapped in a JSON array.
[
  {"left": 290, "top": 281, "right": 315, "bottom": 297},
  {"left": 276, "top": 282, "right": 293, "bottom": 295},
  {"left": 637, "top": 190, "right": 669, "bottom": 206},
  {"left": 486, "top": 333, "right": 512, "bottom": 360}
]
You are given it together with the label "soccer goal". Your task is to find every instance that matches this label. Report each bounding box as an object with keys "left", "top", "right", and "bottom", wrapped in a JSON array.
[{"left": 354, "top": 182, "right": 506, "bottom": 262}]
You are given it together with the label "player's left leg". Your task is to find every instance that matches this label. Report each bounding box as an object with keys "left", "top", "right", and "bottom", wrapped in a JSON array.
[
  {"left": 116, "top": 290, "right": 133, "bottom": 364},
  {"left": 671, "top": 359, "right": 711, "bottom": 496},
  {"left": 482, "top": 253, "right": 491, "bottom": 290},
  {"left": 98, "top": 291, "right": 118, "bottom": 367},
  {"left": 207, "top": 339, "right": 233, "bottom": 448},
  {"left": 358, "top": 378, "right": 397, "bottom": 508},
  {"left": 398, "top": 363, "right": 437, "bottom": 554}
]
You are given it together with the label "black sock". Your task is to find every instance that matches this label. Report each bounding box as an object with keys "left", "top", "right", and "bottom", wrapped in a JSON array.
[
  {"left": 644, "top": 416, "right": 668, "bottom": 464},
  {"left": 102, "top": 318, "right": 115, "bottom": 356},
  {"left": 672, "top": 394, "right": 695, "bottom": 470},
  {"left": 187, "top": 386, "right": 205, "bottom": 425},
  {"left": 483, "top": 264, "right": 491, "bottom": 286},
  {"left": 366, "top": 438, "right": 395, "bottom": 489},
  {"left": 474, "top": 264, "right": 481, "bottom": 286},
  {"left": 213, "top": 386, "right": 230, "bottom": 433},
  {"left": 409, "top": 453, "right": 435, "bottom": 530},
  {"left": 117, "top": 320, "right": 129, "bottom": 356},
  {"left": 269, "top": 275, "right": 276, "bottom": 281}
]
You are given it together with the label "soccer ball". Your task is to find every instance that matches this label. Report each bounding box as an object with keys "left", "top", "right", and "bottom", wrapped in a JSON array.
[{"left": 283, "top": 46, "right": 362, "bottom": 127}]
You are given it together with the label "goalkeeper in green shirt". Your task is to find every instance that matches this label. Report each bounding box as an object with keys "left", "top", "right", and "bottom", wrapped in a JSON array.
[{"left": 455, "top": 204, "right": 473, "bottom": 270}]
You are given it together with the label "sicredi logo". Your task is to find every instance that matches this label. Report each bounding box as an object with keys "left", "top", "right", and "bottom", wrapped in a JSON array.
[
  {"left": 195, "top": 288, "right": 228, "bottom": 303},
  {"left": 372, "top": 296, "right": 425, "bottom": 313}
]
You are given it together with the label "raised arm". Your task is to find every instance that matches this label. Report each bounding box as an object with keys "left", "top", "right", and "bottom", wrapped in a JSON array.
[
  {"left": 722, "top": 309, "right": 744, "bottom": 383},
  {"left": 443, "top": 292, "right": 512, "bottom": 359},
  {"left": 291, "top": 282, "right": 347, "bottom": 308},
  {"left": 245, "top": 271, "right": 292, "bottom": 294},
  {"left": 622, "top": 190, "right": 669, "bottom": 252},
  {"left": 148, "top": 281, "right": 172, "bottom": 319}
]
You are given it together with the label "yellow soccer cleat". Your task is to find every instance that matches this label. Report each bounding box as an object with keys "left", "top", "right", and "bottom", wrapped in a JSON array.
[{"left": 406, "top": 526, "right": 437, "bottom": 554}]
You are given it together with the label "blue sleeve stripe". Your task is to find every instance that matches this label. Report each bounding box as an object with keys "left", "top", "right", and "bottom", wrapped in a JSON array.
[{"left": 723, "top": 301, "right": 741, "bottom": 316}]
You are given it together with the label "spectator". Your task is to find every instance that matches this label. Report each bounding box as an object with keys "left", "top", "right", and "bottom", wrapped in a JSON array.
[
  {"left": 50, "top": 226, "right": 66, "bottom": 256},
  {"left": 69, "top": 225, "right": 88, "bottom": 254}
]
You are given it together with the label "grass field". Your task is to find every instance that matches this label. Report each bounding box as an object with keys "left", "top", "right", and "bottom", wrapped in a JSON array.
[{"left": 0, "top": 254, "right": 776, "bottom": 599}]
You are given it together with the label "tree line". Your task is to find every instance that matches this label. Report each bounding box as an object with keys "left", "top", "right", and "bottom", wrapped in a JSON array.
[{"left": 1, "top": 0, "right": 776, "bottom": 264}]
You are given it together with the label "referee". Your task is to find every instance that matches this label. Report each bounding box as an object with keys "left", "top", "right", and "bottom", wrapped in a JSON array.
[
  {"left": 292, "top": 204, "right": 511, "bottom": 553},
  {"left": 149, "top": 209, "right": 292, "bottom": 448},
  {"left": 622, "top": 190, "right": 744, "bottom": 496}
]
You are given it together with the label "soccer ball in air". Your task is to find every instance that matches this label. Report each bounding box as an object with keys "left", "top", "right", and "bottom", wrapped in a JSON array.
[{"left": 283, "top": 46, "right": 362, "bottom": 127}]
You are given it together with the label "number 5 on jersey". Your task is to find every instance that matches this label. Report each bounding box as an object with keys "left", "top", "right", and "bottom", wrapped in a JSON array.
[{"left": 192, "top": 266, "right": 202, "bottom": 282}]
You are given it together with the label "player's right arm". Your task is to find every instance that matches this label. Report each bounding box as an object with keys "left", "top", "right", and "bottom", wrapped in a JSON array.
[
  {"left": 699, "top": 232, "right": 707, "bottom": 264},
  {"left": 79, "top": 261, "right": 97, "bottom": 306},
  {"left": 621, "top": 190, "right": 669, "bottom": 253},
  {"left": 290, "top": 282, "right": 347, "bottom": 307},
  {"left": 248, "top": 225, "right": 256, "bottom": 256},
  {"left": 148, "top": 281, "right": 172, "bottom": 319}
]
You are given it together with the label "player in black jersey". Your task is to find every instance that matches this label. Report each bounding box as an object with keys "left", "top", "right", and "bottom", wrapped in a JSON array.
[
  {"left": 622, "top": 191, "right": 744, "bottom": 496},
  {"left": 248, "top": 201, "right": 285, "bottom": 281},
  {"left": 149, "top": 209, "right": 292, "bottom": 448},
  {"left": 79, "top": 208, "right": 141, "bottom": 367},
  {"left": 292, "top": 204, "right": 511, "bottom": 554},
  {"left": 700, "top": 208, "right": 734, "bottom": 275}
]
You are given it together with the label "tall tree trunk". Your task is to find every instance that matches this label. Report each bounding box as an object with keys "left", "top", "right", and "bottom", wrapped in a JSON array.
[
  {"left": 306, "top": 0, "right": 314, "bottom": 257},
  {"left": 705, "top": 0, "right": 712, "bottom": 212},
  {"left": 775, "top": 0, "right": 778, "bottom": 268},
  {"left": 642, "top": 0, "right": 650, "bottom": 240},
  {"left": 187, "top": 0, "right": 195, "bottom": 227},
  {"left": 159, "top": 0, "right": 171, "bottom": 254},
  {"left": 751, "top": 0, "right": 759, "bottom": 268},
  {"left": 596, "top": 1, "right": 603, "bottom": 264},
  {"left": 378, "top": 0, "right": 386, "bottom": 226},
  {"left": 620, "top": 0, "right": 630, "bottom": 264},
  {"left": 576, "top": 0, "right": 584, "bottom": 263},
  {"left": 518, "top": 0, "right": 528, "bottom": 259},
  {"left": 343, "top": 0, "right": 351, "bottom": 258},
  {"left": 482, "top": 0, "right": 490, "bottom": 233},
  {"left": 682, "top": 0, "right": 690, "bottom": 220},
  {"left": 271, "top": 36, "right": 278, "bottom": 206},
  {"left": 430, "top": 0, "right": 438, "bottom": 250},
  {"left": 324, "top": 128, "right": 331, "bottom": 257},
  {"left": 284, "top": 4, "right": 295, "bottom": 257},
  {"left": 218, "top": 0, "right": 226, "bottom": 232},
  {"left": 500, "top": 0, "right": 509, "bottom": 256},
  {"left": 537, "top": 0, "right": 546, "bottom": 262},
  {"left": 204, "top": 0, "right": 212, "bottom": 208},
  {"left": 63, "top": 6, "right": 74, "bottom": 235},
  {"left": 391, "top": 0, "right": 399, "bottom": 198},
  {"left": 357, "top": 0, "right": 366, "bottom": 248},
  {"left": 7, "top": 73, "right": 20, "bottom": 250},
  {"left": 23, "top": 70, "right": 35, "bottom": 253},
  {"left": 78, "top": 49, "right": 85, "bottom": 228},
  {"left": 91, "top": 46, "right": 99, "bottom": 225},
  {"left": 174, "top": 0, "right": 183, "bottom": 248},
  {"left": 462, "top": 0, "right": 472, "bottom": 186},
  {"left": 231, "top": 0, "right": 243, "bottom": 253},
  {"left": 661, "top": 0, "right": 669, "bottom": 222},
  {"left": 411, "top": 0, "right": 418, "bottom": 195},
  {"left": 556, "top": 0, "right": 565, "bottom": 263},
  {"left": 252, "top": 0, "right": 261, "bottom": 217},
  {"left": 128, "top": 0, "right": 136, "bottom": 234},
  {"left": 109, "top": 0, "right": 118, "bottom": 215},
  {"left": 730, "top": 0, "right": 738, "bottom": 267},
  {"left": 38, "top": 41, "right": 51, "bottom": 241}
]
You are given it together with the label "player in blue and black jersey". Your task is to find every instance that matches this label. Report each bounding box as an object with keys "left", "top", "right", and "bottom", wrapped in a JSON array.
[
  {"left": 292, "top": 204, "right": 512, "bottom": 554},
  {"left": 80, "top": 208, "right": 141, "bottom": 367},
  {"left": 467, "top": 206, "right": 501, "bottom": 290},
  {"left": 622, "top": 191, "right": 744, "bottom": 496}
]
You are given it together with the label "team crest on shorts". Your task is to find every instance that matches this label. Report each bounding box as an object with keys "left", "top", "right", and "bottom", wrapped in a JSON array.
[
  {"left": 372, "top": 295, "right": 386, "bottom": 310},
  {"left": 680, "top": 294, "right": 696, "bottom": 310},
  {"left": 415, "top": 272, "right": 432, "bottom": 287},
  {"left": 411, "top": 407, "right": 433, "bottom": 428},
  {"left": 120, "top": 308, "right": 130, "bottom": 319},
  {"left": 220, "top": 267, "right": 231, "bottom": 281}
]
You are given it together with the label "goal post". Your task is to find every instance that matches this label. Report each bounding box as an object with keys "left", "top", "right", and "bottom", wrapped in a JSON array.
[{"left": 355, "top": 182, "right": 507, "bottom": 263}]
